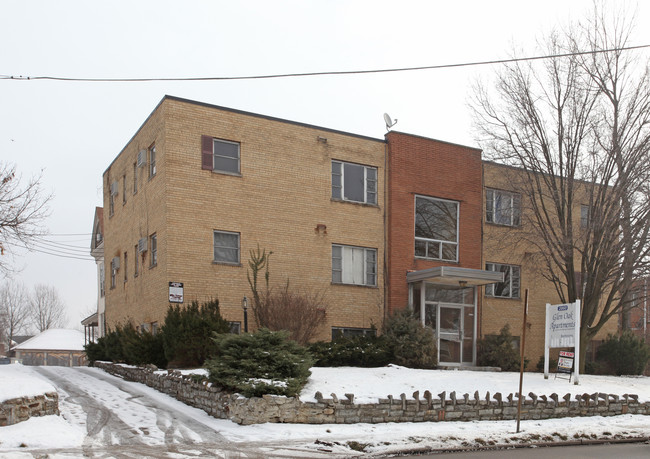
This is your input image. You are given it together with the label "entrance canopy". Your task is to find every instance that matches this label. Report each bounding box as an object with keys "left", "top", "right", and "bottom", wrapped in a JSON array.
[{"left": 406, "top": 266, "right": 504, "bottom": 287}]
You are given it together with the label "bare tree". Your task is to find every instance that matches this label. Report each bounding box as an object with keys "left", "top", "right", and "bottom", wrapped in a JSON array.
[
  {"left": 0, "top": 280, "right": 31, "bottom": 349},
  {"left": 473, "top": 2, "right": 650, "bottom": 370},
  {"left": 31, "top": 284, "right": 67, "bottom": 332},
  {"left": 0, "top": 162, "right": 52, "bottom": 274}
]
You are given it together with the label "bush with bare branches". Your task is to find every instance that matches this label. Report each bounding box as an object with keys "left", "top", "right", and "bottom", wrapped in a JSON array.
[
  {"left": 247, "top": 246, "right": 327, "bottom": 344},
  {"left": 256, "top": 283, "right": 327, "bottom": 345}
]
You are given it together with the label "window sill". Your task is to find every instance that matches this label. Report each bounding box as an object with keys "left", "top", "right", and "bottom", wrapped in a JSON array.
[
  {"left": 331, "top": 198, "right": 378, "bottom": 208},
  {"left": 212, "top": 261, "right": 242, "bottom": 267},
  {"left": 331, "top": 282, "right": 378, "bottom": 289},
  {"left": 485, "top": 295, "right": 521, "bottom": 300},
  {"left": 485, "top": 221, "right": 521, "bottom": 229},
  {"left": 211, "top": 170, "right": 242, "bottom": 178},
  {"left": 414, "top": 256, "right": 459, "bottom": 263}
]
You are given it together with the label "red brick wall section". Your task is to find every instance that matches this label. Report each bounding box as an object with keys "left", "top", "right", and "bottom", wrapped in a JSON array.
[{"left": 385, "top": 132, "right": 483, "bottom": 315}]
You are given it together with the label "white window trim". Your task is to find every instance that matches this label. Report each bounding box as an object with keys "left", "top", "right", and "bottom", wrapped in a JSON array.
[
  {"left": 150, "top": 234, "right": 157, "bottom": 267},
  {"left": 149, "top": 145, "right": 157, "bottom": 178},
  {"left": 486, "top": 188, "right": 521, "bottom": 227},
  {"left": 485, "top": 262, "right": 521, "bottom": 299},
  {"left": 331, "top": 160, "right": 378, "bottom": 205},
  {"left": 580, "top": 204, "right": 590, "bottom": 228},
  {"left": 332, "top": 244, "right": 377, "bottom": 287},
  {"left": 414, "top": 195, "right": 459, "bottom": 262},
  {"left": 213, "top": 230, "right": 240, "bottom": 265}
]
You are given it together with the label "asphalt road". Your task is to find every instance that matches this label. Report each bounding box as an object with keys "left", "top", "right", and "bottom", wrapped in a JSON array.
[{"left": 422, "top": 441, "right": 650, "bottom": 458}]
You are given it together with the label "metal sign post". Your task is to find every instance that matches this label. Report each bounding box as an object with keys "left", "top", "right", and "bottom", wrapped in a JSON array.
[{"left": 516, "top": 289, "right": 529, "bottom": 433}]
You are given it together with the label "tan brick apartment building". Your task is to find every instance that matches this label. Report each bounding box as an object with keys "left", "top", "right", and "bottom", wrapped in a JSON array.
[
  {"left": 98, "top": 95, "right": 617, "bottom": 366},
  {"left": 481, "top": 162, "right": 618, "bottom": 364},
  {"left": 102, "top": 96, "right": 385, "bottom": 342}
]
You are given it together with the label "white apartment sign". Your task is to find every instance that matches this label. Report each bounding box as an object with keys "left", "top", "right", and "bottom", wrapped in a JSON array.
[
  {"left": 169, "top": 282, "right": 184, "bottom": 303},
  {"left": 544, "top": 300, "right": 581, "bottom": 384}
]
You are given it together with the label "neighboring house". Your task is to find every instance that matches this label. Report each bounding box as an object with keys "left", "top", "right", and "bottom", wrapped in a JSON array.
[
  {"left": 6, "top": 335, "right": 32, "bottom": 359},
  {"left": 97, "top": 95, "right": 619, "bottom": 366},
  {"left": 12, "top": 329, "right": 87, "bottom": 367},
  {"left": 90, "top": 206, "right": 106, "bottom": 338}
]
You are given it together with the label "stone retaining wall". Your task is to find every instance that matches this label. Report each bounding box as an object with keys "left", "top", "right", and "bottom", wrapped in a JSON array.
[
  {"left": 0, "top": 392, "right": 59, "bottom": 426},
  {"left": 94, "top": 362, "right": 650, "bottom": 425}
]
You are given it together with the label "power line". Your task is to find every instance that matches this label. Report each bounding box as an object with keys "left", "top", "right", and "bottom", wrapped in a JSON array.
[
  {"left": 2, "top": 44, "right": 648, "bottom": 83},
  {"left": 32, "top": 240, "right": 90, "bottom": 255},
  {"left": 35, "top": 238, "right": 91, "bottom": 251},
  {"left": 23, "top": 246, "right": 94, "bottom": 261}
]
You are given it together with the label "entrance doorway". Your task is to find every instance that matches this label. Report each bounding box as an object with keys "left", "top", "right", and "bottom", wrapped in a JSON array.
[{"left": 412, "top": 283, "right": 476, "bottom": 365}]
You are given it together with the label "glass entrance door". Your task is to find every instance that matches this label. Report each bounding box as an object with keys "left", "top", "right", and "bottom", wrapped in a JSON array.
[
  {"left": 412, "top": 283, "right": 476, "bottom": 365},
  {"left": 438, "top": 305, "right": 462, "bottom": 364}
]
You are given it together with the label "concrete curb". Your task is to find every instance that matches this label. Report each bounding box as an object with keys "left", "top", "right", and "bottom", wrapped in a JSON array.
[{"left": 389, "top": 436, "right": 650, "bottom": 457}]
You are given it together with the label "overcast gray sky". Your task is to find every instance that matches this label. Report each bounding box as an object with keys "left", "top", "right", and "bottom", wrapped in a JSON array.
[{"left": 2, "top": 0, "right": 649, "bottom": 330}]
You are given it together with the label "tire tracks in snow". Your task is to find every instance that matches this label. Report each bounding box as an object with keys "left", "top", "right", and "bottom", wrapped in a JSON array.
[{"left": 30, "top": 366, "right": 247, "bottom": 457}]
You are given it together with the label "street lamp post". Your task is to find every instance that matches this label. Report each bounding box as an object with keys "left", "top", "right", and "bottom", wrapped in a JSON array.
[{"left": 242, "top": 296, "right": 248, "bottom": 333}]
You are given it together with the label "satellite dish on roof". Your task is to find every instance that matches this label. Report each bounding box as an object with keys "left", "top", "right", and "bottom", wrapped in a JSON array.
[{"left": 384, "top": 113, "right": 398, "bottom": 131}]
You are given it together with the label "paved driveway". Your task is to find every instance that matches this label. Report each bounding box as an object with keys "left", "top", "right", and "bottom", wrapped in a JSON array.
[{"left": 26, "top": 366, "right": 317, "bottom": 458}]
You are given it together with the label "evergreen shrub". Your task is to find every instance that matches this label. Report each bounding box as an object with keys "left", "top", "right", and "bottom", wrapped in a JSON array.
[
  {"left": 162, "top": 299, "right": 231, "bottom": 368},
  {"left": 309, "top": 333, "right": 393, "bottom": 367},
  {"left": 596, "top": 331, "right": 650, "bottom": 375},
  {"left": 383, "top": 309, "right": 437, "bottom": 369},
  {"left": 535, "top": 355, "right": 557, "bottom": 373},
  {"left": 84, "top": 322, "right": 167, "bottom": 368},
  {"left": 205, "top": 328, "right": 313, "bottom": 397},
  {"left": 477, "top": 324, "right": 526, "bottom": 371}
]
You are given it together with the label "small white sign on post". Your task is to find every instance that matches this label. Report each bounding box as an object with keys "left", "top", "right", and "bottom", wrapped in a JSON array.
[{"left": 544, "top": 300, "right": 581, "bottom": 384}]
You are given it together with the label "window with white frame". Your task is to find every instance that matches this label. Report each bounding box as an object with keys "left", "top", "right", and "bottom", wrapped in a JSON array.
[
  {"left": 414, "top": 196, "right": 459, "bottom": 261},
  {"left": 134, "top": 243, "right": 139, "bottom": 277},
  {"left": 99, "top": 263, "right": 105, "bottom": 297},
  {"left": 110, "top": 262, "right": 117, "bottom": 289},
  {"left": 580, "top": 205, "right": 590, "bottom": 228},
  {"left": 122, "top": 175, "right": 127, "bottom": 205},
  {"left": 149, "top": 144, "right": 157, "bottom": 178},
  {"left": 485, "top": 263, "right": 521, "bottom": 299},
  {"left": 133, "top": 162, "right": 138, "bottom": 194},
  {"left": 332, "top": 244, "right": 377, "bottom": 286},
  {"left": 486, "top": 189, "right": 521, "bottom": 226},
  {"left": 202, "top": 136, "right": 241, "bottom": 175},
  {"left": 213, "top": 230, "right": 240, "bottom": 264},
  {"left": 123, "top": 251, "right": 128, "bottom": 283},
  {"left": 150, "top": 233, "right": 157, "bottom": 267},
  {"left": 331, "top": 160, "right": 377, "bottom": 205}
]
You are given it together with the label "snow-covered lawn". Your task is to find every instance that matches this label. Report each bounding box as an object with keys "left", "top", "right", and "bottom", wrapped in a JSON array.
[
  {"left": 301, "top": 365, "right": 650, "bottom": 403},
  {"left": 1, "top": 363, "right": 649, "bottom": 457}
]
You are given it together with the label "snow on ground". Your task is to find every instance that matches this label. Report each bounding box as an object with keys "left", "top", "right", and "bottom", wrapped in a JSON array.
[
  {"left": 0, "top": 363, "right": 57, "bottom": 401},
  {"left": 1, "top": 363, "right": 649, "bottom": 457},
  {"left": 300, "top": 365, "right": 650, "bottom": 403}
]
